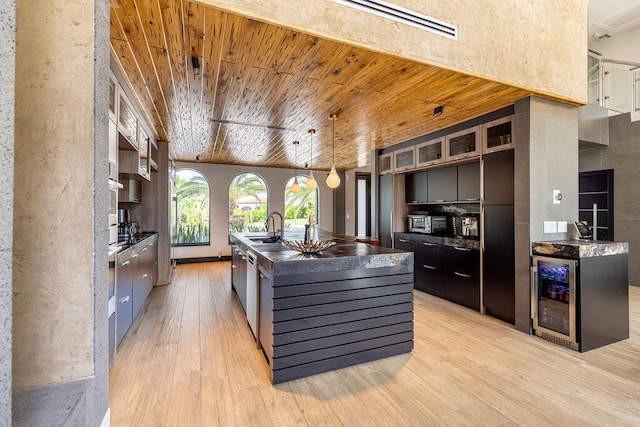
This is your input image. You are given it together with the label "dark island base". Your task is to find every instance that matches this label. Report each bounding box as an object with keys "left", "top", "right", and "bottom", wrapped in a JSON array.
[{"left": 259, "top": 264, "right": 414, "bottom": 384}]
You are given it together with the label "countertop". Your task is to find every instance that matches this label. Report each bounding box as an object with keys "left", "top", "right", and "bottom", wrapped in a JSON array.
[
  {"left": 116, "top": 231, "right": 158, "bottom": 252},
  {"left": 395, "top": 232, "right": 480, "bottom": 250},
  {"left": 230, "top": 230, "right": 413, "bottom": 277},
  {"left": 532, "top": 240, "right": 628, "bottom": 259}
]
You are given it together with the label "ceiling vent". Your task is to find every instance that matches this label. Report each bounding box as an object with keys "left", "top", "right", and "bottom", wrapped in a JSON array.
[{"left": 333, "top": 0, "right": 457, "bottom": 40}]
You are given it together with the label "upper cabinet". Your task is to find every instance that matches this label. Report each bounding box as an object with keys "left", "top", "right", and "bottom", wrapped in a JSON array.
[
  {"left": 416, "top": 137, "right": 445, "bottom": 168},
  {"left": 446, "top": 126, "right": 481, "bottom": 161},
  {"left": 393, "top": 146, "right": 416, "bottom": 172},
  {"left": 379, "top": 153, "right": 393, "bottom": 175},
  {"left": 482, "top": 116, "right": 513, "bottom": 154},
  {"left": 138, "top": 126, "right": 151, "bottom": 180},
  {"left": 118, "top": 92, "right": 138, "bottom": 150}
]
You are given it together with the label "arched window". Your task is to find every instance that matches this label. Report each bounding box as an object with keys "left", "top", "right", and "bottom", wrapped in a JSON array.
[
  {"left": 229, "top": 173, "right": 268, "bottom": 233},
  {"left": 284, "top": 175, "right": 318, "bottom": 230},
  {"left": 174, "top": 169, "right": 210, "bottom": 245}
]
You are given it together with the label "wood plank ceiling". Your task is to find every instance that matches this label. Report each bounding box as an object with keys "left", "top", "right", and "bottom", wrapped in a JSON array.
[{"left": 110, "top": 0, "right": 534, "bottom": 171}]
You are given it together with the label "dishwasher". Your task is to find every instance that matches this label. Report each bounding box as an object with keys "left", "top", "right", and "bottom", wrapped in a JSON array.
[{"left": 245, "top": 251, "right": 258, "bottom": 341}]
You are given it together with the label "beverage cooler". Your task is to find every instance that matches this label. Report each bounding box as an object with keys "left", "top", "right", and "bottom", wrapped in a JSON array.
[{"left": 531, "top": 256, "right": 578, "bottom": 350}]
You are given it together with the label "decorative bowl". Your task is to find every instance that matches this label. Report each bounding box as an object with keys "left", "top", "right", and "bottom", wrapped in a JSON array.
[{"left": 282, "top": 239, "right": 336, "bottom": 254}]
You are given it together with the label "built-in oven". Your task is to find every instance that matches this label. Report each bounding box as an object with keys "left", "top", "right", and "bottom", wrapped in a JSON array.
[{"left": 531, "top": 255, "right": 578, "bottom": 350}]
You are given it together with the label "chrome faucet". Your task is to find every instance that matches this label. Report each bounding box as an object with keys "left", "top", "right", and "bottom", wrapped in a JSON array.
[{"left": 265, "top": 211, "right": 284, "bottom": 242}]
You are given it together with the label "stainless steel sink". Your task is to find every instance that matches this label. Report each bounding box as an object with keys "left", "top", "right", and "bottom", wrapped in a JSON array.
[{"left": 251, "top": 242, "right": 288, "bottom": 251}]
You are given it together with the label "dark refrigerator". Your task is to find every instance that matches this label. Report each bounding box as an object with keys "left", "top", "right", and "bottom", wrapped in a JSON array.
[{"left": 483, "top": 150, "right": 515, "bottom": 324}]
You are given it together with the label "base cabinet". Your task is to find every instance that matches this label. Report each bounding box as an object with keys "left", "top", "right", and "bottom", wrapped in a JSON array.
[
  {"left": 414, "top": 241, "right": 445, "bottom": 296},
  {"left": 444, "top": 246, "right": 480, "bottom": 310},
  {"left": 231, "top": 246, "right": 247, "bottom": 312},
  {"left": 397, "top": 233, "right": 480, "bottom": 311}
]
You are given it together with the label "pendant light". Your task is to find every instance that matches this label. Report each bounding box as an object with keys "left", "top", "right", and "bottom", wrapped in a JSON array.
[
  {"left": 326, "top": 114, "right": 341, "bottom": 189},
  {"left": 306, "top": 128, "right": 318, "bottom": 191},
  {"left": 290, "top": 140, "right": 301, "bottom": 194}
]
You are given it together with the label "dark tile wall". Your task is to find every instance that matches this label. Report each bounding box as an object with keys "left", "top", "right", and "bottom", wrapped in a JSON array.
[{"left": 579, "top": 113, "right": 640, "bottom": 286}]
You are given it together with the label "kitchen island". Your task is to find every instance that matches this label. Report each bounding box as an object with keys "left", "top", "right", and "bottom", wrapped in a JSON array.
[{"left": 230, "top": 232, "right": 414, "bottom": 384}]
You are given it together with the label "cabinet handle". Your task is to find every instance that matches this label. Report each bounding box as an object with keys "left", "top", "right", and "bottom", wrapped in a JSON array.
[
  {"left": 122, "top": 295, "right": 130, "bottom": 304},
  {"left": 399, "top": 239, "right": 410, "bottom": 243},
  {"left": 435, "top": 199, "right": 445, "bottom": 202},
  {"left": 422, "top": 242, "right": 435, "bottom": 247},
  {"left": 133, "top": 254, "right": 139, "bottom": 258},
  {"left": 142, "top": 248, "right": 148, "bottom": 252},
  {"left": 231, "top": 265, "right": 236, "bottom": 269},
  {"left": 242, "top": 256, "right": 246, "bottom": 260},
  {"left": 122, "top": 260, "right": 130, "bottom": 266},
  {"left": 453, "top": 246, "right": 471, "bottom": 252},
  {"left": 454, "top": 272, "right": 471, "bottom": 278},
  {"left": 142, "top": 274, "right": 148, "bottom": 278},
  {"left": 423, "top": 265, "right": 437, "bottom": 270}
]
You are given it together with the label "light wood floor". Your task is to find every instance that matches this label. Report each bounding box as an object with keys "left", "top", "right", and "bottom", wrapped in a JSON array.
[{"left": 110, "top": 261, "right": 640, "bottom": 426}]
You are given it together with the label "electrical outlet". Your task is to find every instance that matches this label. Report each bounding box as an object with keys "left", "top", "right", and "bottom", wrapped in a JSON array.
[
  {"left": 558, "top": 221, "right": 568, "bottom": 233},
  {"left": 544, "top": 221, "right": 557, "bottom": 233}
]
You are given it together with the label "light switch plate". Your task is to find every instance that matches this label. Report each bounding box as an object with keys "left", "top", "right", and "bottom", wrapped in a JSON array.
[
  {"left": 558, "top": 221, "right": 568, "bottom": 233},
  {"left": 544, "top": 221, "right": 558, "bottom": 233}
]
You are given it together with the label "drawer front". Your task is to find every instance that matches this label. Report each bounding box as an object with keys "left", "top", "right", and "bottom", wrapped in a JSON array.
[
  {"left": 394, "top": 238, "right": 415, "bottom": 252},
  {"left": 446, "top": 271, "right": 480, "bottom": 310},
  {"left": 415, "top": 263, "right": 445, "bottom": 296},
  {"left": 414, "top": 241, "right": 443, "bottom": 266},
  {"left": 444, "top": 245, "right": 479, "bottom": 276}
]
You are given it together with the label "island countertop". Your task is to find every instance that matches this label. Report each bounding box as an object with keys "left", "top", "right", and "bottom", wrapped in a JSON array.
[
  {"left": 230, "top": 231, "right": 413, "bottom": 277},
  {"left": 229, "top": 230, "right": 414, "bottom": 384}
]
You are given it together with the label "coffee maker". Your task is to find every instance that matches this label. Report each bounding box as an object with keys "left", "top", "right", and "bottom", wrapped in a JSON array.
[
  {"left": 453, "top": 214, "right": 479, "bottom": 238},
  {"left": 117, "top": 209, "right": 136, "bottom": 242}
]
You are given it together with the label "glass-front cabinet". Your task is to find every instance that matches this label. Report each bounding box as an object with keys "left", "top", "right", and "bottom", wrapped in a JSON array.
[
  {"left": 393, "top": 146, "right": 416, "bottom": 172},
  {"left": 378, "top": 153, "right": 393, "bottom": 175},
  {"left": 482, "top": 116, "right": 513, "bottom": 154},
  {"left": 415, "top": 137, "right": 445, "bottom": 168},
  {"left": 446, "top": 126, "right": 480, "bottom": 161}
]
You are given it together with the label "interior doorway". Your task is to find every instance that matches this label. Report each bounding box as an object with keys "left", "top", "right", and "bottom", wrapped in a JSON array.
[
  {"left": 355, "top": 173, "right": 371, "bottom": 237},
  {"left": 579, "top": 169, "right": 614, "bottom": 241}
]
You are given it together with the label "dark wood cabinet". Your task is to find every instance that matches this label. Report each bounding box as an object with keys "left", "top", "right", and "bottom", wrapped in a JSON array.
[
  {"left": 483, "top": 150, "right": 514, "bottom": 205},
  {"left": 444, "top": 245, "right": 480, "bottom": 310},
  {"left": 379, "top": 174, "right": 393, "bottom": 247},
  {"left": 395, "top": 234, "right": 479, "bottom": 311},
  {"left": 405, "top": 171, "right": 428, "bottom": 203},
  {"left": 394, "top": 237, "right": 415, "bottom": 252},
  {"left": 427, "top": 167, "right": 457, "bottom": 202},
  {"left": 483, "top": 149, "right": 515, "bottom": 324},
  {"left": 457, "top": 162, "right": 480, "bottom": 201},
  {"left": 414, "top": 241, "right": 445, "bottom": 296}
]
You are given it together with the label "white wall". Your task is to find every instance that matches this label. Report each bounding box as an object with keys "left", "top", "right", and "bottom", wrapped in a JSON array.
[
  {"left": 173, "top": 162, "right": 334, "bottom": 259},
  {"left": 590, "top": 27, "right": 640, "bottom": 63}
]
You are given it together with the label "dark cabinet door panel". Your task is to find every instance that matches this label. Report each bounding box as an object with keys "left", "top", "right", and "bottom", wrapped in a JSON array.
[
  {"left": 415, "top": 263, "right": 446, "bottom": 296},
  {"left": 428, "top": 167, "right": 457, "bottom": 202},
  {"left": 457, "top": 162, "right": 480, "bottom": 201},
  {"left": 394, "top": 238, "right": 415, "bottom": 252},
  {"left": 483, "top": 205, "right": 515, "bottom": 324},
  {"left": 483, "top": 150, "right": 514, "bottom": 205},
  {"left": 414, "top": 241, "right": 443, "bottom": 266},
  {"left": 379, "top": 174, "right": 393, "bottom": 248},
  {"left": 446, "top": 272, "right": 480, "bottom": 310}
]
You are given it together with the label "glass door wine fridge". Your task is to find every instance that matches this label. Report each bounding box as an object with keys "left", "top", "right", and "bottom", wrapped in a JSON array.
[{"left": 531, "top": 256, "right": 578, "bottom": 350}]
